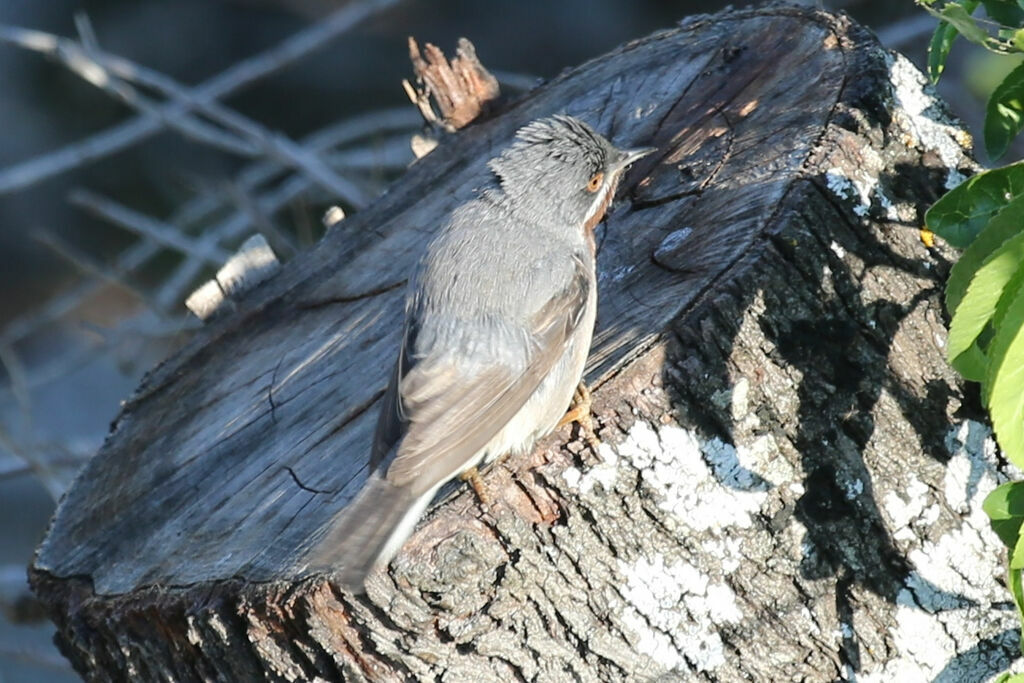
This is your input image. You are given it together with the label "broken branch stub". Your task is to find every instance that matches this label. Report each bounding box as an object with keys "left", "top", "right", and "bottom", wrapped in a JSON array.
[{"left": 404, "top": 36, "right": 501, "bottom": 133}]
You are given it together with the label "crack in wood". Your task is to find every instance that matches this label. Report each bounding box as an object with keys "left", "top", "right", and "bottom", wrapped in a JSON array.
[
  {"left": 296, "top": 278, "right": 406, "bottom": 310},
  {"left": 295, "top": 386, "right": 385, "bottom": 457},
  {"left": 282, "top": 466, "right": 334, "bottom": 495}
]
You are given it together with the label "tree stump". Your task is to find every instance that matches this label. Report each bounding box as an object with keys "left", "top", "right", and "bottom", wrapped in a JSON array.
[{"left": 30, "top": 6, "right": 1019, "bottom": 681}]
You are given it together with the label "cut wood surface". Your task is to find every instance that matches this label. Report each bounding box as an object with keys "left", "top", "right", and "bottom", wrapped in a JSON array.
[{"left": 31, "top": 6, "right": 1020, "bottom": 681}]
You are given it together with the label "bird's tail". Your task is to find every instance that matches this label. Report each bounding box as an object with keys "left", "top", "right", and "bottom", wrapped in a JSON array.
[{"left": 305, "top": 472, "right": 436, "bottom": 592}]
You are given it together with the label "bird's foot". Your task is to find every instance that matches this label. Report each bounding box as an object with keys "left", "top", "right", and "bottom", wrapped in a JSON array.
[
  {"left": 459, "top": 466, "right": 492, "bottom": 505},
  {"left": 558, "top": 381, "right": 601, "bottom": 454}
]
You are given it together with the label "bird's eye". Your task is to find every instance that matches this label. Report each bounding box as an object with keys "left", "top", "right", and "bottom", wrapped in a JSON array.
[{"left": 586, "top": 172, "right": 604, "bottom": 193}]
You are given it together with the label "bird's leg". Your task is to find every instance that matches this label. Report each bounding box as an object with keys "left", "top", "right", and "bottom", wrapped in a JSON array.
[
  {"left": 459, "top": 466, "right": 491, "bottom": 505},
  {"left": 558, "top": 381, "right": 600, "bottom": 452}
]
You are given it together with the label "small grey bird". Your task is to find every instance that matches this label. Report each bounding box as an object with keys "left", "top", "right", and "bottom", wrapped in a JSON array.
[{"left": 311, "top": 115, "right": 653, "bottom": 589}]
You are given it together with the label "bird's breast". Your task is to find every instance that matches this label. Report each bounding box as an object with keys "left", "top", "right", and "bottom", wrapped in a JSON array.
[{"left": 581, "top": 182, "right": 620, "bottom": 253}]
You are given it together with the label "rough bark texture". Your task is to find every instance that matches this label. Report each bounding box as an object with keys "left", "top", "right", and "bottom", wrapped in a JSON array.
[{"left": 30, "top": 6, "right": 1020, "bottom": 681}]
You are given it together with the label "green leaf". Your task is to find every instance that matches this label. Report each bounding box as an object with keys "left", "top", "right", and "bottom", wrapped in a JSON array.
[
  {"left": 925, "top": 161, "right": 1024, "bottom": 247},
  {"left": 983, "top": 0, "right": 1024, "bottom": 27},
  {"left": 985, "top": 279, "right": 1024, "bottom": 467},
  {"left": 946, "top": 191, "right": 1024, "bottom": 314},
  {"left": 982, "top": 0, "right": 1024, "bottom": 27},
  {"left": 1013, "top": 530, "right": 1024, "bottom": 568},
  {"left": 930, "top": 21, "right": 962, "bottom": 83},
  {"left": 943, "top": 3, "right": 992, "bottom": 44},
  {"left": 984, "top": 481, "right": 1024, "bottom": 519},
  {"left": 987, "top": 62, "right": 1024, "bottom": 159},
  {"left": 1010, "top": 566, "right": 1024, "bottom": 657},
  {"left": 946, "top": 230, "right": 1024, "bottom": 361},
  {"left": 950, "top": 340, "right": 990, "bottom": 381},
  {"left": 996, "top": 255, "right": 1024, "bottom": 329},
  {"left": 993, "top": 517, "right": 1024, "bottom": 550},
  {"left": 1014, "top": 27, "right": 1024, "bottom": 51}
]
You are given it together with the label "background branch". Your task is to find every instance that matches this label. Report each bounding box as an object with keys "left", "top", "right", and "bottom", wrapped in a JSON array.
[{"left": 0, "top": 0, "right": 401, "bottom": 194}]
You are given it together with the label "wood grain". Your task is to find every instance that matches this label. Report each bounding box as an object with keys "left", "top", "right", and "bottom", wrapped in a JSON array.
[{"left": 31, "top": 7, "right": 1010, "bottom": 681}]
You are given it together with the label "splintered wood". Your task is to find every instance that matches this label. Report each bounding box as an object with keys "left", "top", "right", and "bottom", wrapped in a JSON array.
[{"left": 403, "top": 37, "right": 500, "bottom": 133}]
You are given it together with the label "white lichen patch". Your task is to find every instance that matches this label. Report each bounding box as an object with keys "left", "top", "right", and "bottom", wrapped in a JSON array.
[
  {"left": 824, "top": 166, "right": 898, "bottom": 221},
  {"left": 944, "top": 420, "right": 1005, "bottom": 513},
  {"left": 904, "top": 424, "right": 1007, "bottom": 606},
  {"left": 861, "top": 588, "right": 1015, "bottom": 683},
  {"left": 748, "top": 434, "right": 796, "bottom": 485},
  {"left": 843, "top": 477, "right": 864, "bottom": 500},
  {"left": 700, "top": 533, "right": 746, "bottom": 573},
  {"left": 562, "top": 443, "right": 620, "bottom": 495},
  {"left": 888, "top": 52, "right": 971, "bottom": 190},
  {"left": 721, "top": 377, "right": 761, "bottom": 432},
  {"left": 883, "top": 476, "right": 930, "bottom": 531},
  {"left": 605, "top": 420, "right": 775, "bottom": 672},
  {"left": 616, "top": 421, "right": 769, "bottom": 531},
  {"left": 861, "top": 420, "right": 1018, "bottom": 681},
  {"left": 729, "top": 377, "right": 750, "bottom": 419},
  {"left": 824, "top": 169, "right": 860, "bottom": 210},
  {"left": 618, "top": 554, "right": 742, "bottom": 672}
]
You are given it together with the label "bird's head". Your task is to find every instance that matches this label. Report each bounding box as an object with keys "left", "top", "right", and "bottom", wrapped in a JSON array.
[{"left": 487, "top": 115, "right": 654, "bottom": 233}]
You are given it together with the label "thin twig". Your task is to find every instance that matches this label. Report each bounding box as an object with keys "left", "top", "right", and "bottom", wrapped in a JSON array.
[
  {"left": 72, "top": 12, "right": 99, "bottom": 52},
  {"left": 0, "top": 0, "right": 402, "bottom": 194},
  {"left": 153, "top": 111, "right": 418, "bottom": 309},
  {"left": 0, "top": 24, "right": 374, "bottom": 205},
  {"left": 0, "top": 344, "right": 31, "bottom": 427},
  {"left": 85, "top": 43, "right": 370, "bottom": 205},
  {"left": 69, "top": 189, "right": 231, "bottom": 265},
  {"left": 0, "top": 232, "right": 164, "bottom": 345},
  {"left": 0, "top": 26, "right": 259, "bottom": 157},
  {"left": 31, "top": 228, "right": 154, "bottom": 307},
  {"left": 226, "top": 182, "right": 298, "bottom": 260},
  {"left": 169, "top": 107, "right": 418, "bottom": 230},
  {"left": 0, "top": 450, "right": 87, "bottom": 482},
  {"left": 155, "top": 173, "right": 315, "bottom": 309},
  {"left": 0, "top": 108, "right": 417, "bottom": 345},
  {"left": 229, "top": 107, "right": 420, "bottom": 193}
]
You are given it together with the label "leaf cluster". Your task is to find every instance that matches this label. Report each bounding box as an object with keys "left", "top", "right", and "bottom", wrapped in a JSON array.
[
  {"left": 926, "top": 151, "right": 1024, "bottom": 662},
  {"left": 925, "top": 0, "right": 1024, "bottom": 158},
  {"left": 923, "top": 3, "right": 1024, "bottom": 660}
]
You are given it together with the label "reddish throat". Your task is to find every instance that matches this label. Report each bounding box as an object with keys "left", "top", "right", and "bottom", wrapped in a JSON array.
[{"left": 582, "top": 177, "right": 620, "bottom": 252}]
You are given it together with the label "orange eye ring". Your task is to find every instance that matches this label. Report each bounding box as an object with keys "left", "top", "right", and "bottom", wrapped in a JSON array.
[{"left": 586, "top": 172, "right": 604, "bottom": 193}]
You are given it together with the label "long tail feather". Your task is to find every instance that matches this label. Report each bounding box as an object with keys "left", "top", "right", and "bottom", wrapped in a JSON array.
[{"left": 306, "top": 473, "right": 435, "bottom": 591}]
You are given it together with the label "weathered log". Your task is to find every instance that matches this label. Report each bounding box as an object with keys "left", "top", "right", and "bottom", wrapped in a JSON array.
[{"left": 31, "top": 6, "right": 1019, "bottom": 681}]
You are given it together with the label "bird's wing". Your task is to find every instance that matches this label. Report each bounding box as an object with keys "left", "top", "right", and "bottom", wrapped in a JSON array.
[
  {"left": 382, "top": 254, "right": 591, "bottom": 490},
  {"left": 369, "top": 320, "right": 411, "bottom": 472}
]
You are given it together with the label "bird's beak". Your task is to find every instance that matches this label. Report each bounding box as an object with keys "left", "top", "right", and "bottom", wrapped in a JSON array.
[{"left": 613, "top": 146, "right": 657, "bottom": 171}]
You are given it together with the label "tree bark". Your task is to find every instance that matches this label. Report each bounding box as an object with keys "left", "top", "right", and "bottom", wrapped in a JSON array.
[{"left": 30, "top": 6, "right": 1017, "bottom": 681}]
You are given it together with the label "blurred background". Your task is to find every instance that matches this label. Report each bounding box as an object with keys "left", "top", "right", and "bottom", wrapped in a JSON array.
[{"left": 0, "top": 0, "right": 1003, "bottom": 679}]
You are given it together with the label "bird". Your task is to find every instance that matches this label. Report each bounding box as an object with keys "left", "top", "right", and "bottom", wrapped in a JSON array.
[{"left": 309, "top": 115, "right": 654, "bottom": 590}]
